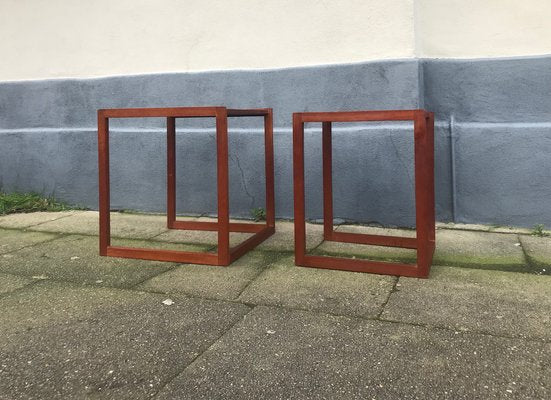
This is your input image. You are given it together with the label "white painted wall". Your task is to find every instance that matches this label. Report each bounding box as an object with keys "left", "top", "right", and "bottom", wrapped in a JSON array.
[
  {"left": 2, "top": 0, "right": 550, "bottom": 81},
  {"left": 0, "top": 0, "right": 415, "bottom": 81},
  {"left": 416, "top": 0, "right": 551, "bottom": 58}
]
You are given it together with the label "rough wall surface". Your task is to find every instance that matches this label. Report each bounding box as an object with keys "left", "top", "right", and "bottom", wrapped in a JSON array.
[
  {"left": 0, "top": 0, "right": 415, "bottom": 81},
  {"left": 1, "top": 57, "right": 550, "bottom": 227},
  {"left": 416, "top": 0, "right": 551, "bottom": 58},
  {"left": 0, "top": 61, "right": 426, "bottom": 226},
  {"left": 423, "top": 57, "right": 551, "bottom": 226}
]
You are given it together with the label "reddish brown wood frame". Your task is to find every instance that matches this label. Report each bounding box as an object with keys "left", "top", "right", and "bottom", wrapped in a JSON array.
[
  {"left": 293, "top": 109, "right": 435, "bottom": 278},
  {"left": 98, "top": 106, "right": 275, "bottom": 266}
]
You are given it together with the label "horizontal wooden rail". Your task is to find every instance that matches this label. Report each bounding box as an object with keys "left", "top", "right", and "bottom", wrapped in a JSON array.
[
  {"left": 230, "top": 226, "right": 275, "bottom": 262},
  {"left": 171, "top": 220, "right": 266, "bottom": 233},
  {"left": 297, "top": 110, "right": 427, "bottom": 123},
  {"left": 330, "top": 231, "right": 418, "bottom": 249},
  {"left": 106, "top": 246, "right": 220, "bottom": 265},
  {"left": 302, "top": 255, "right": 420, "bottom": 277}
]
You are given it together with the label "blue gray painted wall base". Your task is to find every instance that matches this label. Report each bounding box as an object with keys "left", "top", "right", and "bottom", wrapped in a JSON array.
[{"left": 1, "top": 56, "right": 550, "bottom": 227}]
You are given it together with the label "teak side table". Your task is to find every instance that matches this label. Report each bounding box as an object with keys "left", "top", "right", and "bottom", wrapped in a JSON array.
[
  {"left": 98, "top": 106, "right": 275, "bottom": 266},
  {"left": 292, "top": 109, "right": 435, "bottom": 278}
]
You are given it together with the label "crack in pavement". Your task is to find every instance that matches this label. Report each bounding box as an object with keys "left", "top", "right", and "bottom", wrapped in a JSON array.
[{"left": 150, "top": 305, "right": 255, "bottom": 399}]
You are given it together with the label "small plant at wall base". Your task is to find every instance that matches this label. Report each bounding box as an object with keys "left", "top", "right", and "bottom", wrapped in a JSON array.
[
  {"left": 250, "top": 207, "right": 266, "bottom": 222},
  {"left": 532, "top": 224, "right": 549, "bottom": 237},
  {"left": 0, "top": 192, "right": 82, "bottom": 215}
]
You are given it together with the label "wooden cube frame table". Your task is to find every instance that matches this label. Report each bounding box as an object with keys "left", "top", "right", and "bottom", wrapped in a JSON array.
[
  {"left": 98, "top": 106, "right": 275, "bottom": 266},
  {"left": 293, "top": 109, "right": 435, "bottom": 278}
]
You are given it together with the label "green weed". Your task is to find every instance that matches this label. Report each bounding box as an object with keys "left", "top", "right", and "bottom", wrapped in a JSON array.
[
  {"left": 0, "top": 192, "right": 84, "bottom": 215},
  {"left": 250, "top": 207, "right": 266, "bottom": 222},
  {"left": 532, "top": 224, "right": 549, "bottom": 237}
]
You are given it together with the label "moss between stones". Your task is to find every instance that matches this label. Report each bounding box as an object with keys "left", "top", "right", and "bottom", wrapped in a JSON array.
[{"left": 309, "top": 247, "right": 546, "bottom": 275}]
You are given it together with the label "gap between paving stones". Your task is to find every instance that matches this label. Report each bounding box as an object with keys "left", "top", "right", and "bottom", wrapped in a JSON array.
[
  {"left": 2, "top": 213, "right": 550, "bottom": 398},
  {"left": 149, "top": 305, "right": 256, "bottom": 399},
  {"left": 377, "top": 266, "right": 551, "bottom": 343},
  {"left": 0, "top": 233, "right": 213, "bottom": 289},
  {"left": 376, "top": 276, "right": 399, "bottom": 319},
  {"left": 378, "top": 313, "right": 551, "bottom": 345},
  {"left": 2, "top": 213, "right": 550, "bottom": 342},
  {"left": 0, "top": 275, "right": 41, "bottom": 300},
  {"left": 232, "top": 253, "right": 282, "bottom": 301},
  {"left": 3, "top": 227, "right": 548, "bottom": 330},
  {"left": 0, "top": 211, "right": 81, "bottom": 230},
  {"left": 132, "top": 251, "right": 281, "bottom": 305},
  {"left": 2, "top": 227, "right": 546, "bottom": 302},
  {"left": 26, "top": 211, "right": 82, "bottom": 226},
  {"left": 28, "top": 276, "right": 551, "bottom": 347},
  {"left": 3, "top": 263, "right": 547, "bottom": 346},
  {"left": 132, "top": 258, "right": 551, "bottom": 345},
  {"left": 517, "top": 233, "right": 534, "bottom": 271},
  {"left": 2, "top": 259, "right": 550, "bottom": 365},
  {"left": 0, "top": 231, "right": 65, "bottom": 255},
  {"left": 2, "top": 211, "right": 543, "bottom": 273},
  {"left": 152, "top": 305, "right": 551, "bottom": 400},
  {"left": 0, "top": 280, "right": 253, "bottom": 399},
  {"left": 1, "top": 228, "right": 220, "bottom": 254},
  {"left": 0, "top": 231, "right": 219, "bottom": 262},
  {"left": 5, "top": 210, "right": 547, "bottom": 238}
]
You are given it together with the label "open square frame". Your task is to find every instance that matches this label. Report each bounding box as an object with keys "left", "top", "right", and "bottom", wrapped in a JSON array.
[
  {"left": 98, "top": 106, "right": 275, "bottom": 266},
  {"left": 293, "top": 109, "right": 435, "bottom": 278}
]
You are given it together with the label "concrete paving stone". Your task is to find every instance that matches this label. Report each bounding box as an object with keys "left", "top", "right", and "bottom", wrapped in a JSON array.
[
  {"left": 156, "top": 217, "right": 277, "bottom": 247},
  {"left": 519, "top": 235, "right": 551, "bottom": 272},
  {"left": 433, "top": 229, "right": 528, "bottom": 272},
  {"left": 238, "top": 256, "right": 395, "bottom": 318},
  {"left": 108, "top": 236, "right": 214, "bottom": 253},
  {"left": 0, "top": 211, "right": 79, "bottom": 229},
  {"left": 0, "top": 272, "right": 34, "bottom": 295},
  {"left": 382, "top": 266, "right": 551, "bottom": 340},
  {"left": 136, "top": 251, "right": 278, "bottom": 301},
  {"left": 29, "top": 211, "right": 178, "bottom": 239},
  {"left": 0, "top": 228, "right": 58, "bottom": 254},
  {"left": 334, "top": 225, "right": 417, "bottom": 238},
  {"left": 0, "top": 281, "right": 250, "bottom": 400},
  {"left": 194, "top": 217, "right": 257, "bottom": 224},
  {"left": 436, "top": 222, "right": 533, "bottom": 235},
  {"left": 156, "top": 306, "right": 551, "bottom": 400},
  {"left": 0, "top": 235, "right": 202, "bottom": 288},
  {"left": 314, "top": 225, "right": 417, "bottom": 263},
  {"left": 491, "top": 226, "right": 534, "bottom": 235},
  {"left": 255, "top": 221, "right": 323, "bottom": 252},
  {"left": 153, "top": 228, "right": 253, "bottom": 247},
  {"left": 437, "top": 222, "right": 493, "bottom": 232}
]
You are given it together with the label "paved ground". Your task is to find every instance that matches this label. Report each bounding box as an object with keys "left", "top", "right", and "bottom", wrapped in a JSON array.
[{"left": 0, "top": 211, "right": 550, "bottom": 399}]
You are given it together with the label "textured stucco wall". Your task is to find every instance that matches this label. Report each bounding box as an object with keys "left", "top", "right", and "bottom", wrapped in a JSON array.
[
  {"left": 0, "top": 60, "right": 431, "bottom": 227},
  {"left": 1, "top": 56, "right": 550, "bottom": 227},
  {"left": 3, "top": 0, "right": 551, "bottom": 82},
  {"left": 1, "top": 0, "right": 550, "bottom": 227},
  {"left": 416, "top": 0, "right": 551, "bottom": 58},
  {"left": 0, "top": 0, "right": 415, "bottom": 81},
  {"left": 423, "top": 56, "right": 551, "bottom": 226}
]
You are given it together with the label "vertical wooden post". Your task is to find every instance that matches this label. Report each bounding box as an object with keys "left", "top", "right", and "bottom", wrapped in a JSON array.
[
  {"left": 264, "top": 109, "right": 276, "bottom": 228},
  {"left": 98, "top": 111, "right": 110, "bottom": 255},
  {"left": 322, "top": 121, "right": 333, "bottom": 240},
  {"left": 414, "top": 111, "right": 431, "bottom": 277},
  {"left": 166, "top": 117, "right": 176, "bottom": 228},
  {"left": 216, "top": 108, "right": 230, "bottom": 265},
  {"left": 293, "top": 114, "right": 306, "bottom": 264}
]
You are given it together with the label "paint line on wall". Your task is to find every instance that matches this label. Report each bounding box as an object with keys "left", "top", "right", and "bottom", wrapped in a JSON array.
[
  {"left": 3, "top": 121, "right": 551, "bottom": 136},
  {"left": 0, "top": 124, "right": 416, "bottom": 135}
]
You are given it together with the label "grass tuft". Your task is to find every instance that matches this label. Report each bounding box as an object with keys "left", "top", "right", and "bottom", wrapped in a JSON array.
[
  {"left": 0, "top": 192, "right": 84, "bottom": 215},
  {"left": 532, "top": 224, "right": 549, "bottom": 237},
  {"left": 250, "top": 207, "right": 266, "bottom": 222}
]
